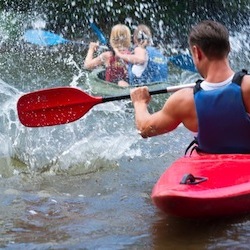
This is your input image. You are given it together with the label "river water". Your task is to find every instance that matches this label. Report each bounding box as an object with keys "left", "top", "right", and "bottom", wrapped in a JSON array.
[{"left": 1, "top": 5, "right": 250, "bottom": 250}]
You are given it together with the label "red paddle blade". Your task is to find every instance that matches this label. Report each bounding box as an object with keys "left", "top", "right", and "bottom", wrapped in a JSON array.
[{"left": 17, "top": 87, "right": 103, "bottom": 127}]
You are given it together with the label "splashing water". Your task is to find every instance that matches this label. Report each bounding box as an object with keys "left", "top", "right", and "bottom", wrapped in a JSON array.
[{"left": 1, "top": 4, "right": 249, "bottom": 177}]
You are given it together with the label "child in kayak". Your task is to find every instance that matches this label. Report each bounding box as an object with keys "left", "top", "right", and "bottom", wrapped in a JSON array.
[
  {"left": 114, "top": 24, "right": 168, "bottom": 86},
  {"left": 84, "top": 24, "right": 131, "bottom": 86}
]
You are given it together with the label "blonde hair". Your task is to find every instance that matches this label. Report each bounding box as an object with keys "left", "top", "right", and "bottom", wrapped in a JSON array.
[
  {"left": 133, "top": 24, "right": 152, "bottom": 45},
  {"left": 109, "top": 24, "right": 131, "bottom": 49}
]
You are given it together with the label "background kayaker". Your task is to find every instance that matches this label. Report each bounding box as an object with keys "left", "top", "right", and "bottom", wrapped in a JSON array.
[
  {"left": 130, "top": 20, "right": 250, "bottom": 154},
  {"left": 113, "top": 24, "right": 168, "bottom": 87},
  {"left": 84, "top": 24, "right": 131, "bottom": 86}
]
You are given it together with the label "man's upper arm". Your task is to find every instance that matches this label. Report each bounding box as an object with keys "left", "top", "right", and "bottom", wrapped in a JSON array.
[{"left": 160, "top": 88, "right": 194, "bottom": 132}]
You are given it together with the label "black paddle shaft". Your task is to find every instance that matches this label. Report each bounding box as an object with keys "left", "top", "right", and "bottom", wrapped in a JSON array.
[{"left": 102, "top": 83, "right": 195, "bottom": 103}]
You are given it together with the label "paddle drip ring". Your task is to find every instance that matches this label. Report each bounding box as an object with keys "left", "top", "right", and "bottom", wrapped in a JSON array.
[{"left": 180, "top": 173, "right": 208, "bottom": 185}]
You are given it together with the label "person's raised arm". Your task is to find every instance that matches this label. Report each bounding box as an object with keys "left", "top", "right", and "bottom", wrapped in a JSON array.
[
  {"left": 114, "top": 46, "right": 147, "bottom": 65},
  {"left": 84, "top": 42, "right": 106, "bottom": 69}
]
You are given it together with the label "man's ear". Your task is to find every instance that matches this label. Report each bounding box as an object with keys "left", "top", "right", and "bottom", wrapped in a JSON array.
[{"left": 192, "top": 45, "right": 203, "bottom": 61}]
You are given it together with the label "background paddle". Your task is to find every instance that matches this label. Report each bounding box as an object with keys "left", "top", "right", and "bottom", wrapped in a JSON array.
[
  {"left": 168, "top": 54, "right": 197, "bottom": 72},
  {"left": 17, "top": 83, "right": 195, "bottom": 127},
  {"left": 24, "top": 29, "right": 88, "bottom": 46},
  {"left": 24, "top": 22, "right": 107, "bottom": 46},
  {"left": 89, "top": 22, "right": 107, "bottom": 45}
]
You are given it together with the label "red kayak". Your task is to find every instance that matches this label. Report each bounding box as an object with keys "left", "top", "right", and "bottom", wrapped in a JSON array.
[{"left": 151, "top": 153, "right": 250, "bottom": 218}]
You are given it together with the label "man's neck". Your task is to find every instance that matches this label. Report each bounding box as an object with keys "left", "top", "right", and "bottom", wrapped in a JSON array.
[{"left": 204, "top": 59, "right": 234, "bottom": 83}]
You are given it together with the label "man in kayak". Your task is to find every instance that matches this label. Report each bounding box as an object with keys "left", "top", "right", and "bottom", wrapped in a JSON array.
[
  {"left": 130, "top": 20, "right": 250, "bottom": 154},
  {"left": 84, "top": 24, "right": 131, "bottom": 86},
  {"left": 114, "top": 24, "right": 168, "bottom": 86}
]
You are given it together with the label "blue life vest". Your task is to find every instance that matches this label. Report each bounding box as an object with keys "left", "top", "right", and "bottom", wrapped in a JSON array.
[
  {"left": 194, "top": 70, "right": 250, "bottom": 154},
  {"left": 128, "top": 46, "right": 168, "bottom": 85}
]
